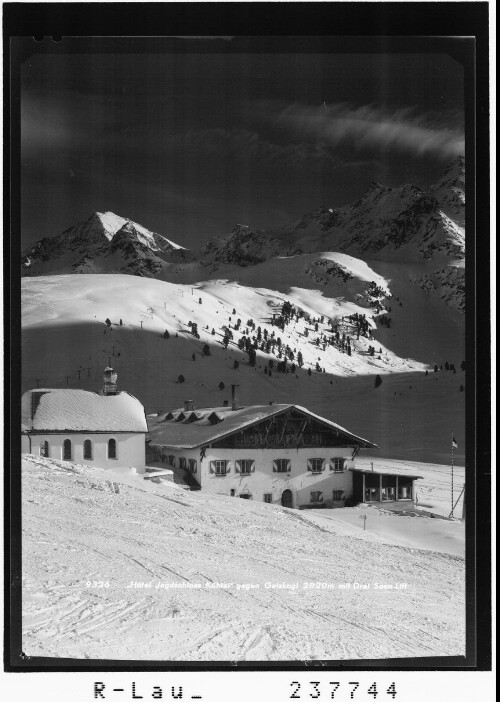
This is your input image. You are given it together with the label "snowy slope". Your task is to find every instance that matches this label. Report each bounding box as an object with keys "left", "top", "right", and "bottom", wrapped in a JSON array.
[
  {"left": 22, "top": 454, "right": 465, "bottom": 661},
  {"left": 21, "top": 273, "right": 426, "bottom": 379},
  {"left": 22, "top": 274, "right": 466, "bottom": 464}
]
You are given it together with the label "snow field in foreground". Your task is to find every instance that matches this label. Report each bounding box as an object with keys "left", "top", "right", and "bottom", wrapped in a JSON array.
[{"left": 22, "top": 455, "right": 465, "bottom": 661}]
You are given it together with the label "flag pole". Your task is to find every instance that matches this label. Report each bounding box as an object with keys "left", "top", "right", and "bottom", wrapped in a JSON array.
[{"left": 451, "top": 433, "right": 454, "bottom": 518}]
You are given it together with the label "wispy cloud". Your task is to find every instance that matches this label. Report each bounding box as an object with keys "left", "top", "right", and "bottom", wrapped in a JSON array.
[
  {"left": 161, "top": 128, "right": 343, "bottom": 170},
  {"left": 276, "top": 103, "right": 464, "bottom": 159}
]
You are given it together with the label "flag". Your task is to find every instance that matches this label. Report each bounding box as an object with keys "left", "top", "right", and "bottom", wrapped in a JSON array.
[{"left": 452, "top": 436, "right": 458, "bottom": 449}]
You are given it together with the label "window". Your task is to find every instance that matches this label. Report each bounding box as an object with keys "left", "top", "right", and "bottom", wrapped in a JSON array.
[
  {"left": 263, "top": 494, "right": 273, "bottom": 503},
  {"left": 63, "top": 439, "right": 72, "bottom": 460},
  {"left": 237, "top": 459, "right": 254, "bottom": 474},
  {"left": 273, "top": 459, "right": 291, "bottom": 473},
  {"left": 310, "top": 491, "right": 323, "bottom": 503},
  {"left": 39, "top": 440, "right": 49, "bottom": 457},
  {"left": 83, "top": 439, "right": 93, "bottom": 460},
  {"left": 179, "top": 457, "right": 187, "bottom": 470},
  {"left": 307, "top": 458, "right": 325, "bottom": 472},
  {"left": 330, "top": 458, "right": 345, "bottom": 472},
  {"left": 211, "top": 460, "right": 229, "bottom": 475},
  {"left": 108, "top": 438, "right": 117, "bottom": 459},
  {"left": 332, "top": 490, "right": 344, "bottom": 501},
  {"left": 188, "top": 459, "right": 197, "bottom": 473},
  {"left": 168, "top": 455, "right": 175, "bottom": 466}
]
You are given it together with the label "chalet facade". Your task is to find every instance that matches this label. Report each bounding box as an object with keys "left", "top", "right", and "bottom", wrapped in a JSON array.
[
  {"left": 148, "top": 385, "right": 416, "bottom": 508},
  {"left": 148, "top": 387, "right": 421, "bottom": 508},
  {"left": 21, "top": 368, "right": 147, "bottom": 472}
]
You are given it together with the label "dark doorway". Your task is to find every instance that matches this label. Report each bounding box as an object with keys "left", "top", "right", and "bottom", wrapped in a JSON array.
[{"left": 281, "top": 489, "right": 293, "bottom": 508}]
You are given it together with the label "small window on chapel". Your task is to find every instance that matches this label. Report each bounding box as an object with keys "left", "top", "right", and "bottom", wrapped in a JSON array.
[
  {"left": 63, "top": 439, "right": 72, "bottom": 460},
  {"left": 40, "top": 440, "right": 49, "bottom": 458},
  {"left": 83, "top": 440, "right": 92, "bottom": 460},
  {"left": 108, "top": 438, "right": 117, "bottom": 459}
]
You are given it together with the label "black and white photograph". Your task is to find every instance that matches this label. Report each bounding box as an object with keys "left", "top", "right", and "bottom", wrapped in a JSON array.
[{"left": 4, "top": 8, "right": 491, "bottom": 684}]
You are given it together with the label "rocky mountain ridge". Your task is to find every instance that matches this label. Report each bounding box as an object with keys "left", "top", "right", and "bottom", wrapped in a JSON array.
[{"left": 21, "top": 158, "right": 465, "bottom": 311}]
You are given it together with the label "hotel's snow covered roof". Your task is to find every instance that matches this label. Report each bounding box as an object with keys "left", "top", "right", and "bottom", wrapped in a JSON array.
[
  {"left": 147, "top": 403, "right": 376, "bottom": 450},
  {"left": 22, "top": 389, "right": 147, "bottom": 433}
]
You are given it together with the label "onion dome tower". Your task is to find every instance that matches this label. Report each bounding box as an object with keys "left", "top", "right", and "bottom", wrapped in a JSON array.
[{"left": 102, "top": 367, "right": 118, "bottom": 396}]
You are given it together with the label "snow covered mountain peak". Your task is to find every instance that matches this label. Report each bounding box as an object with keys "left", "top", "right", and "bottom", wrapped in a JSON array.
[{"left": 22, "top": 211, "right": 186, "bottom": 277}]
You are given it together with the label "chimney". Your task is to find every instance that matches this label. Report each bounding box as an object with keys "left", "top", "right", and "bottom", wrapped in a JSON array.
[
  {"left": 184, "top": 400, "right": 194, "bottom": 411},
  {"left": 102, "top": 367, "right": 118, "bottom": 396},
  {"left": 231, "top": 384, "right": 240, "bottom": 411}
]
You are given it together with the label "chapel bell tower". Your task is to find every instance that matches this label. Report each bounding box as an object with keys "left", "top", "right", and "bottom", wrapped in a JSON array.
[{"left": 102, "top": 367, "right": 118, "bottom": 396}]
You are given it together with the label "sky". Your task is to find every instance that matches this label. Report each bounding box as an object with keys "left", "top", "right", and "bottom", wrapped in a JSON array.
[{"left": 20, "top": 44, "right": 465, "bottom": 250}]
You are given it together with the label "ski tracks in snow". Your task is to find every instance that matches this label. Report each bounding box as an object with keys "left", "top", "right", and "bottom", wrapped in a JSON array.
[{"left": 22, "top": 456, "right": 465, "bottom": 660}]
